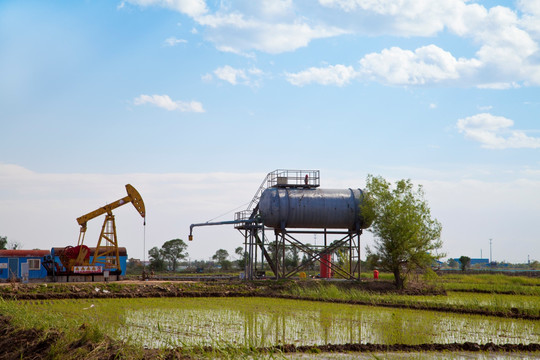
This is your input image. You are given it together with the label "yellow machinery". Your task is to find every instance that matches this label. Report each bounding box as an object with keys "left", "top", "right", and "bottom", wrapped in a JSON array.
[{"left": 59, "top": 184, "right": 145, "bottom": 274}]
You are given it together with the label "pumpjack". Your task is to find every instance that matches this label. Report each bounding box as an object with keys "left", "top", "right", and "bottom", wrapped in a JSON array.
[{"left": 43, "top": 184, "right": 145, "bottom": 276}]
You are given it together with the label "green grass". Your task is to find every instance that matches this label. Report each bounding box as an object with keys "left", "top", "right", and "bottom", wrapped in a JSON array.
[
  {"left": 438, "top": 273, "right": 540, "bottom": 295},
  {"left": 1, "top": 297, "right": 538, "bottom": 350},
  {"left": 285, "top": 283, "right": 540, "bottom": 317},
  {"left": 440, "top": 273, "right": 540, "bottom": 286}
]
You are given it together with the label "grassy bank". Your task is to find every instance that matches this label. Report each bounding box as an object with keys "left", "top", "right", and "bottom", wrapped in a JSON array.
[
  {"left": 438, "top": 273, "right": 540, "bottom": 295},
  {"left": 284, "top": 283, "right": 540, "bottom": 318}
]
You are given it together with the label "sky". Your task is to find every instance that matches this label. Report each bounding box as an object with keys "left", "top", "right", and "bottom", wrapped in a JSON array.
[{"left": 1, "top": 0, "right": 539, "bottom": 264}]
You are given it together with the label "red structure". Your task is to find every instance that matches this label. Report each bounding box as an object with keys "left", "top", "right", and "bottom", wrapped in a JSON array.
[{"left": 320, "top": 253, "right": 332, "bottom": 278}]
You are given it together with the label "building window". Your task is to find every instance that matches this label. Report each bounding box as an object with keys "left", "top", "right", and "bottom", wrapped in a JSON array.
[{"left": 28, "top": 259, "right": 41, "bottom": 270}]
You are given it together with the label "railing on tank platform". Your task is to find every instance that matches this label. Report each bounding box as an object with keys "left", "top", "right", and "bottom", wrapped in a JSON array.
[
  {"left": 234, "top": 210, "right": 253, "bottom": 229},
  {"left": 267, "top": 169, "right": 320, "bottom": 188}
]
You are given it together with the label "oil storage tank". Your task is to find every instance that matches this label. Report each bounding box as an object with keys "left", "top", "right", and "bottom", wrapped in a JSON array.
[{"left": 258, "top": 188, "right": 370, "bottom": 230}]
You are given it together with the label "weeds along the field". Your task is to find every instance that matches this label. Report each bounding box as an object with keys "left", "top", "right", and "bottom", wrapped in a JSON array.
[
  {"left": 286, "top": 283, "right": 540, "bottom": 317},
  {"left": 440, "top": 273, "right": 540, "bottom": 286},
  {"left": 2, "top": 296, "right": 539, "bottom": 352},
  {"left": 439, "top": 273, "right": 540, "bottom": 295}
]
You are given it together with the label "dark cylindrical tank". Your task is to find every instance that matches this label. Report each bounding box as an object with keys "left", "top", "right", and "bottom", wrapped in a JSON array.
[{"left": 259, "top": 188, "right": 369, "bottom": 230}]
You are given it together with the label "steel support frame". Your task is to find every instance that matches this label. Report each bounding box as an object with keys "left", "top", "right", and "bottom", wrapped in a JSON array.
[{"left": 241, "top": 226, "right": 362, "bottom": 280}]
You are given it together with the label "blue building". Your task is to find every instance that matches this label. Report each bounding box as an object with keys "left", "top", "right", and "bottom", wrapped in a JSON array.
[
  {"left": 47, "top": 247, "right": 128, "bottom": 276},
  {"left": 1, "top": 247, "right": 128, "bottom": 282},
  {"left": 454, "top": 258, "right": 490, "bottom": 266},
  {"left": 0, "top": 250, "right": 50, "bottom": 281}
]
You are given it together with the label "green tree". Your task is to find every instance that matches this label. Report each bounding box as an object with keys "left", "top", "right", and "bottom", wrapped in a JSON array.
[
  {"left": 148, "top": 246, "right": 166, "bottom": 271},
  {"left": 285, "top": 246, "right": 300, "bottom": 270},
  {"left": 8, "top": 240, "right": 21, "bottom": 250},
  {"left": 459, "top": 256, "right": 471, "bottom": 271},
  {"left": 0, "top": 236, "right": 7, "bottom": 250},
  {"left": 447, "top": 258, "right": 459, "bottom": 269},
  {"left": 213, "top": 249, "right": 230, "bottom": 270},
  {"left": 362, "top": 175, "right": 443, "bottom": 289},
  {"left": 300, "top": 243, "right": 316, "bottom": 271},
  {"left": 126, "top": 258, "right": 144, "bottom": 275},
  {"left": 235, "top": 246, "right": 248, "bottom": 270},
  {"left": 365, "top": 252, "right": 381, "bottom": 271},
  {"left": 161, "top": 239, "right": 188, "bottom": 271}
]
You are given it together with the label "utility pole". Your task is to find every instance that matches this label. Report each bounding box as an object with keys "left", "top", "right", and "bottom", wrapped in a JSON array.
[{"left": 489, "top": 238, "right": 492, "bottom": 264}]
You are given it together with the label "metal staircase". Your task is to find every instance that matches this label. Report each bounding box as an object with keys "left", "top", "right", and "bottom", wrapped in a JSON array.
[{"left": 234, "top": 169, "right": 320, "bottom": 225}]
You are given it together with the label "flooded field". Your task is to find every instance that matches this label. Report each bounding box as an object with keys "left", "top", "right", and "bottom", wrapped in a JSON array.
[
  {"left": 290, "top": 352, "right": 540, "bottom": 360},
  {"left": 12, "top": 297, "right": 540, "bottom": 349}
]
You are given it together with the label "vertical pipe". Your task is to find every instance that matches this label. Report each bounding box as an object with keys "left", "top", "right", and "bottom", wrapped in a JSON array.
[
  {"left": 254, "top": 229, "right": 258, "bottom": 274},
  {"left": 282, "top": 233, "right": 286, "bottom": 278},
  {"left": 249, "top": 230, "right": 254, "bottom": 280},
  {"left": 324, "top": 229, "right": 328, "bottom": 278},
  {"left": 349, "top": 233, "right": 354, "bottom": 279},
  {"left": 244, "top": 230, "right": 248, "bottom": 280},
  {"left": 357, "top": 233, "right": 361, "bottom": 281},
  {"left": 261, "top": 226, "right": 265, "bottom": 272},
  {"left": 275, "top": 233, "right": 279, "bottom": 279}
]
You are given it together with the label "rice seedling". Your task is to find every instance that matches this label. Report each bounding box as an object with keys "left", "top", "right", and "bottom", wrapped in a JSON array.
[
  {"left": 1, "top": 297, "right": 538, "bottom": 350},
  {"left": 286, "top": 283, "right": 540, "bottom": 317},
  {"left": 439, "top": 274, "right": 540, "bottom": 295}
]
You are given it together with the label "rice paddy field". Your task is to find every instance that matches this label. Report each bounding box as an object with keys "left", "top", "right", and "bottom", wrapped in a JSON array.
[
  {"left": 2, "top": 296, "right": 538, "bottom": 349},
  {"left": 0, "top": 272, "right": 539, "bottom": 359}
]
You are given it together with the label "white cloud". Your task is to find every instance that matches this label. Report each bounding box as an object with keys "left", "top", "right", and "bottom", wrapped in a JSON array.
[
  {"left": 163, "top": 37, "right": 187, "bottom": 46},
  {"left": 476, "top": 82, "right": 520, "bottom": 90},
  {"left": 197, "top": 12, "right": 347, "bottom": 54},
  {"left": 0, "top": 164, "right": 264, "bottom": 261},
  {"left": 201, "top": 73, "right": 213, "bottom": 82},
  {"left": 213, "top": 65, "right": 263, "bottom": 86},
  {"left": 316, "top": 1, "right": 540, "bottom": 87},
  {"left": 477, "top": 105, "right": 493, "bottom": 111},
  {"left": 359, "top": 45, "right": 481, "bottom": 86},
  {"left": 214, "top": 65, "right": 247, "bottom": 85},
  {"left": 124, "top": 1, "right": 540, "bottom": 87},
  {"left": 284, "top": 45, "right": 479, "bottom": 87},
  {"left": 518, "top": 0, "right": 540, "bottom": 38},
  {"left": 2, "top": 164, "right": 537, "bottom": 263},
  {"left": 420, "top": 178, "right": 540, "bottom": 261},
  {"left": 285, "top": 64, "right": 357, "bottom": 86},
  {"left": 134, "top": 94, "right": 205, "bottom": 113},
  {"left": 260, "top": 0, "right": 293, "bottom": 17},
  {"left": 121, "top": 0, "right": 208, "bottom": 17},
  {"left": 457, "top": 113, "right": 540, "bottom": 149},
  {"left": 318, "top": 0, "right": 486, "bottom": 36}
]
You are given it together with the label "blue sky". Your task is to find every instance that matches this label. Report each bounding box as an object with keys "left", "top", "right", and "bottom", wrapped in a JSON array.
[{"left": 1, "top": 0, "right": 539, "bottom": 263}]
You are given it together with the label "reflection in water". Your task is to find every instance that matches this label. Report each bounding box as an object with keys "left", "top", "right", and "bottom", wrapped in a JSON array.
[{"left": 116, "top": 298, "right": 539, "bottom": 348}]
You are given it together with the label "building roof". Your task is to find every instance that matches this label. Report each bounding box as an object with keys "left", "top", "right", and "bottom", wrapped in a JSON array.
[
  {"left": 0, "top": 250, "right": 50, "bottom": 257},
  {"left": 454, "top": 258, "right": 490, "bottom": 264},
  {"left": 51, "top": 247, "right": 128, "bottom": 256}
]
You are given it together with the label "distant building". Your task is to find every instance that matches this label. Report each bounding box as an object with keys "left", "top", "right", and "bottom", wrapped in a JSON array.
[
  {"left": 0, "top": 247, "right": 128, "bottom": 282},
  {"left": 0, "top": 250, "right": 50, "bottom": 281},
  {"left": 454, "top": 258, "right": 490, "bottom": 266}
]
